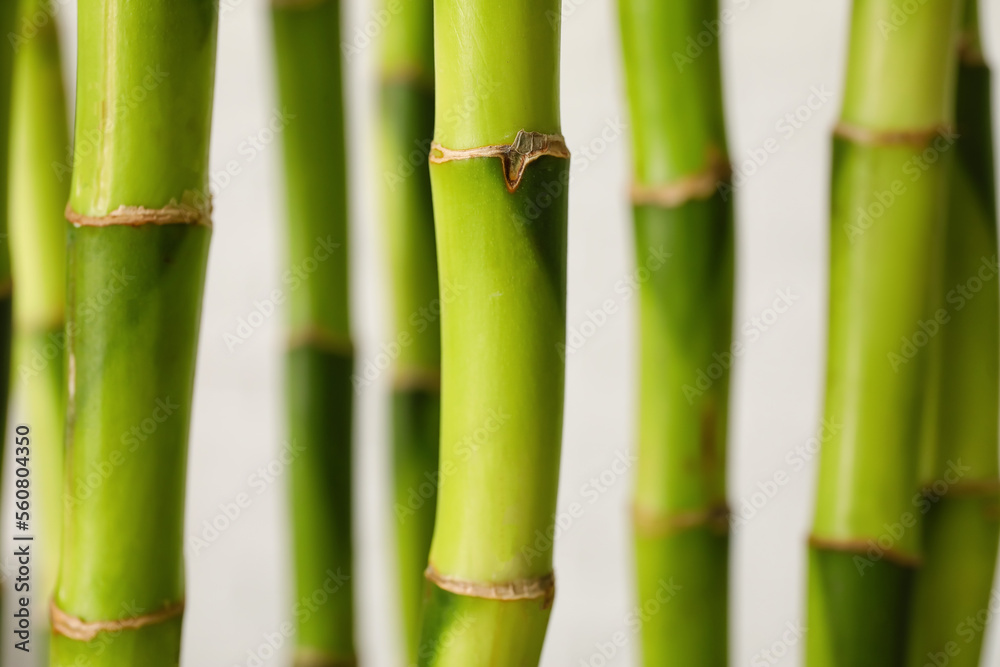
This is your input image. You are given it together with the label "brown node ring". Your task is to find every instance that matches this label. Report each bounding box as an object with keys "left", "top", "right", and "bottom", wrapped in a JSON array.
[
  {"left": 633, "top": 503, "right": 731, "bottom": 537},
  {"left": 429, "top": 130, "right": 570, "bottom": 194},
  {"left": 50, "top": 600, "right": 185, "bottom": 642},
  {"left": 293, "top": 649, "right": 357, "bottom": 667},
  {"left": 630, "top": 158, "right": 732, "bottom": 209},
  {"left": 807, "top": 534, "right": 922, "bottom": 568},
  {"left": 425, "top": 565, "right": 556, "bottom": 609},
  {"left": 287, "top": 325, "right": 354, "bottom": 357},
  {"left": 833, "top": 121, "right": 955, "bottom": 148},
  {"left": 65, "top": 203, "right": 211, "bottom": 228}
]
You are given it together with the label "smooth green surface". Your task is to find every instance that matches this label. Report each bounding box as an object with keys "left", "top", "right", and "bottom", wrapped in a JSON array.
[
  {"left": 380, "top": 80, "right": 439, "bottom": 375},
  {"left": 8, "top": 2, "right": 70, "bottom": 656},
  {"left": 272, "top": 0, "right": 349, "bottom": 341},
  {"left": 906, "top": 50, "right": 1000, "bottom": 667},
  {"left": 272, "top": 1, "right": 355, "bottom": 662},
  {"left": 380, "top": 0, "right": 433, "bottom": 85},
  {"left": 807, "top": 549, "right": 913, "bottom": 667},
  {"left": 286, "top": 347, "right": 355, "bottom": 662},
  {"left": 54, "top": 226, "right": 210, "bottom": 666},
  {"left": 634, "top": 528, "right": 728, "bottom": 666},
  {"left": 842, "top": 0, "right": 962, "bottom": 130},
  {"left": 812, "top": 139, "right": 950, "bottom": 555},
  {"left": 631, "top": 202, "right": 732, "bottom": 518},
  {"left": 618, "top": 0, "right": 734, "bottom": 664},
  {"left": 432, "top": 0, "right": 561, "bottom": 149},
  {"left": 379, "top": 1, "right": 439, "bottom": 660},
  {"left": 10, "top": 0, "right": 68, "bottom": 332},
  {"left": 418, "top": 585, "right": 550, "bottom": 667},
  {"left": 428, "top": 156, "right": 567, "bottom": 582},
  {"left": 392, "top": 389, "right": 440, "bottom": 662},
  {"left": 422, "top": 0, "right": 567, "bottom": 661},
  {"left": 808, "top": 1, "right": 963, "bottom": 664},
  {"left": 71, "top": 0, "right": 218, "bottom": 216},
  {"left": 618, "top": 0, "right": 728, "bottom": 183},
  {"left": 53, "top": 1, "right": 218, "bottom": 664}
]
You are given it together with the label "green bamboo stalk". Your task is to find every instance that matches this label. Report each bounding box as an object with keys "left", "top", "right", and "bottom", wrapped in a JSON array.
[
  {"left": 905, "top": 4, "right": 1000, "bottom": 665},
  {"left": 807, "top": 1, "right": 965, "bottom": 665},
  {"left": 271, "top": 1, "right": 355, "bottom": 664},
  {"left": 8, "top": 0, "right": 70, "bottom": 651},
  {"left": 50, "top": 0, "right": 218, "bottom": 664},
  {"left": 417, "top": 0, "right": 568, "bottom": 664},
  {"left": 618, "top": 0, "right": 734, "bottom": 663},
  {"left": 377, "top": 0, "right": 439, "bottom": 662}
]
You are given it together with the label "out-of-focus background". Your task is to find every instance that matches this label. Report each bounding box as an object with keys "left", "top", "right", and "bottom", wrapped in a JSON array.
[{"left": 3, "top": 0, "right": 999, "bottom": 665}]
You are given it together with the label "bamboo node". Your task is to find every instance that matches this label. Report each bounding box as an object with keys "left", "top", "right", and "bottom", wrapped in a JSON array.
[
  {"left": 425, "top": 565, "right": 556, "bottom": 608},
  {"left": 633, "top": 503, "right": 731, "bottom": 537},
  {"left": 65, "top": 202, "right": 212, "bottom": 228},
  {"left": 919, "top": 477, "right": 1000, "bottom": 499},
  {"left": 293, "top": 649, "right": 356, "bottom": 667},
  {"left": 833, "top": 121, "right": 957, "bottom": 147},
  {"left": 807, "top": 534, "right": 922, "bottom": 568},
  {"left": 271, "top": 0, "right": 331, "bottom": 9},
  {"left": 429, "top": 130, "right": 570, "bottom": 193},
  {"left": 630, "top": 157, "right": 732, "bottom": 209},
  {"left": 50, "top": 599, "right": 185, "bottom": 641},
  {"left": 287, "top": 326, "right": 354, "bottom": 357},
  {"left": 393, "top": 366, "right": 441, "bottom": 392}
]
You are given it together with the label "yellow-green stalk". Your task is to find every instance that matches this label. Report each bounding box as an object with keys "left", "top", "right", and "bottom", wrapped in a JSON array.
[
  {"left": 378, "top": 0, "right": 439, "bottom": 662},
  {"left": 618, "top": 0, "right": 734, "bottom": 663},
  {"left": 51, "top": 0, "right": 219, "bottom": 663},
  {"left": 906, "top": 3, "right": 1000, "bottom": 665},
  {"left": 807, "top": 0, "right": 964, "bottom": 664},
  {"left": 272, "top": 0, "right": 355, "bottom": 664},
  {"left": 8, "top": 0, "right": 69, "bottom": 654},
  {"left": 417, "top": 0, "right": 569, "bottom": 664}
]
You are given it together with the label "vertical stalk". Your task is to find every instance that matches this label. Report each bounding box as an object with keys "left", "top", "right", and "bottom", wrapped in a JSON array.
[
  {"left": 0, "top": 0, "right": 19, "bottom": 591},
  {"left": 617, "top": 0, "right": 734, "bottom": 664},
  {"left": 271, "top": 0, "right": 355, "bottom": 664},
  {"left": 807, "top": 0, "right": 964, "bottom": 664},
  {"left": 377, "top": 0, "right": 439, "bottom": 662},
  {"left": 51, "top": 0, "right": 218, "bottom": 664},
  {"left": 418, "top": 1, "right": 568, "bottom": 664},
  {"left": 8, "top": 0, "right": 70, "bottom": 648},
  {"left": 905, "top": 3, "right": 1000, "bottom": 665}
]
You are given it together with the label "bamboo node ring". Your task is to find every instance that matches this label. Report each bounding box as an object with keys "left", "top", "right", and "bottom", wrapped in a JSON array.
[
  {"left": 633, "top": 503, "right": 731, "bottom": 537},
  {"left": 425, "top": 565, "right": 556, "bottom": 608},
  {"left": 292, "top": 650, "right": 357, "bottom": 667},
  {"left": 833, "top": 121, "right": 957, "bottom": 148},
  {"left": 429, "top": 130, "right": 570, "bottom": 193},
  {"left": 630, "top": 159, "right": 732, "bottom": 208},
  {"left": 50, "top": 600, "right": 185, "bottom": 641},
  {"left": 65, "top": 202, "right": 212, "bottom": 228}
]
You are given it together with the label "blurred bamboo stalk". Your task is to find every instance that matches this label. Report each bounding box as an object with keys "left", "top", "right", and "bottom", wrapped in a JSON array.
[
  {"left": 906, "top": 2, "right": 1000, "bottom": 664},
  {"left": 617, "top": 0, "right": 735, "bottom": 662},
  {"left": 808, "top": 0, "right": 965, "bottom": 664},
  {"left": 8, "top": 0, "right": 69, "bottom": 655},
  {"left": 377, "top": 0, "right": 440, "bottom": 662},
  {"left": 272, "top": 0, "right": 356, "bottom": 664}
]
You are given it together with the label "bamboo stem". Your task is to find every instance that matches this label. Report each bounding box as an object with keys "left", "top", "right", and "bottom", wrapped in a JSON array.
[
  {"left": 51, "top": 1, "right": 218, "bottom": 663},
  {"left": 377, "top": 0, "right": 439, "bottom": 662},
  {"left": 417, "top": 1, "right": 568, "bottom": 663},
  {"left": 617, "top": 0, "right": 734, "bottom": 663},
  {"left": 8, "top": 0, "right": 70, "bottom": 655},
  {"left": 808, "top": 0, "right": 965, "bottom": 664},
  {"left": 271, "top": 0, "right": 355, "bottom": 664},
  {"left": 905, "top": 2, "right": 1000, "bottom": 664}
]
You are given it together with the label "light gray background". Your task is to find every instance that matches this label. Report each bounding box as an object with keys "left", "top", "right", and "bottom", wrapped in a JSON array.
[{"left": 5, "top": 0, "right": 1000, "bottom": 665}]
